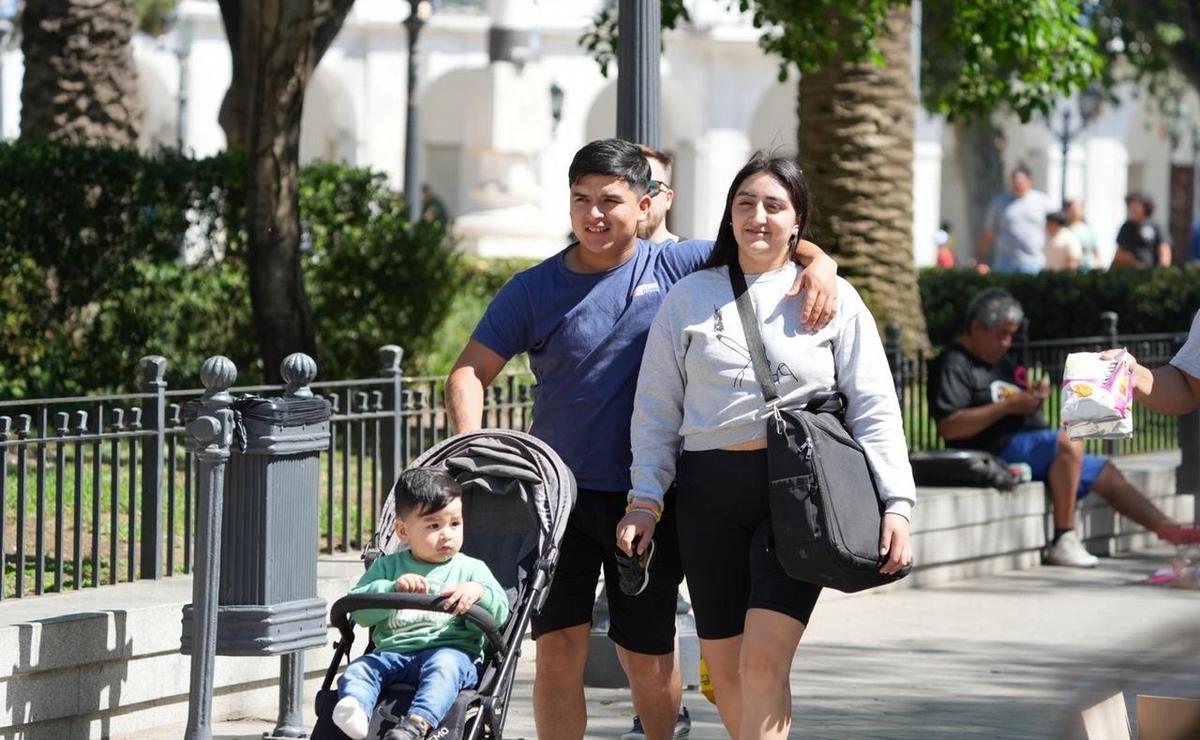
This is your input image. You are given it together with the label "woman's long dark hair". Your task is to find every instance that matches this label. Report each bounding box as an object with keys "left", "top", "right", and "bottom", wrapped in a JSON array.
[{"left": 702, "top": 151, "right": 811, "bottom": 269}]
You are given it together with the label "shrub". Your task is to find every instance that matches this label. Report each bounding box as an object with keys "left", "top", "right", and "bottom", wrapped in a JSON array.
[
  {"left": 300, "top": 162, "right": 463, "bottom": 380},
  {"left": 0, "top": 141, "right": 530, "bottom": 396},
  {"left": 415, "top": 257, "right": 538, "bottom": 376},
  {"left": 0, "top": 142, "right": 253, "bottom": 396},
  {"left": 919, "top": 267, "right": 1200, "bottom": 345}
]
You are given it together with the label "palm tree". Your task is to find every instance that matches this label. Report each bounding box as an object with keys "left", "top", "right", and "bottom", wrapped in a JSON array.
[
  {"left": 21, "top": 0, "right": 140, "bottom": 146},
  {"left": 798, "top": 8, "right": 928, "bottom": 350}
]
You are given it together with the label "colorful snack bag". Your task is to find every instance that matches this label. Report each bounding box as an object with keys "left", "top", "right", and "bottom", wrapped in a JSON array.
[{"left": 1061, "top": 351, "right": 1134, "bottom": 439}]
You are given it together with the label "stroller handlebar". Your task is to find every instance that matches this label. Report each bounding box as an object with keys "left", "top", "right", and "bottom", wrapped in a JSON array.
[{"left": 328, "top": 593, "right": 507, "bottom": 654}]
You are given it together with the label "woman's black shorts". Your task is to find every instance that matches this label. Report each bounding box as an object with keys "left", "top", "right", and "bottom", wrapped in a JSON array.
[{"left": 675, "top": 448, "right": 821, "bottom": 640}]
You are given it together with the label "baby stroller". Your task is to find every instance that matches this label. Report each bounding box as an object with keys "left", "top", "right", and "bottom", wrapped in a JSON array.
[{"left": 312, "top": 429, "right": 577, "bottom": 740}]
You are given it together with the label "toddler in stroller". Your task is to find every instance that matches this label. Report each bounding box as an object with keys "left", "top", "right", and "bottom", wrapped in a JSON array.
[
  {"left": 331, "top": 467, "right": 510, "bottom": 739},
  {"left": 313, "top": 430, "right": 577, "bottom": 740}
]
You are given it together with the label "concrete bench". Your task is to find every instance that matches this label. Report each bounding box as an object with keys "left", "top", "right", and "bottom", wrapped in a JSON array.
[
  {"left": 906, "top": 451, "right": 1192, "bottom": 588},
  {"left": 0, "top": 558, "right": 363, "bottom": 739}
]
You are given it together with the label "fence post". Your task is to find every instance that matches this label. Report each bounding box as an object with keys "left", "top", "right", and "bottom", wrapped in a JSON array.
[
  {"left": 139, "top": 355, "right": 168, "bottom": 580},
  {"left": 884, "top": 322, "right": 903, "bottom": 404},
  {"left": 379, "top": 345, "right": 404, "bottom": 493},
  {"left": 268, "top": 352, "right": 330, "bottom": 740},
  {"left": 1178, "top": 411, "right": 1200, "bottom": 510},
  {"left": 1100, "top": 311, "right": 1120, "bottom": 458},
  {"left": 1018, "top": 317, "right": 1031, "bottom": 371},
  {"left": 183, "top": 356, "right": 235, "bottom": 740}
]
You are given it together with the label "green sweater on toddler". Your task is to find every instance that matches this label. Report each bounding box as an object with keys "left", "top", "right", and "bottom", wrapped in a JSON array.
[{"left": 349, "top": 550, "right": 509, "bottom": 659}]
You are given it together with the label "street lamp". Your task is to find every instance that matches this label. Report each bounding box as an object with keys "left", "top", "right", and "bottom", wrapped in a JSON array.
[
  {"left": 549, "top": 81, "right": 564, "bottom": 133},
  {"left": 0, "top": 0, "right": 18, "bottom": 141},
  {"left": 1054, "top": 85, "right": 1104, "bottom": 207},
  {"left": 615, "top": 0, "right": 661, "bottom": 147},
  {"left": 170, "top": 9, "right": 193, "bottom": 152},
  {"left": 1193, "top": 121, "right": 1200, "bottom": 218},
  {"left": 403, "top": 0, "right": 436, "bottom": 221}
]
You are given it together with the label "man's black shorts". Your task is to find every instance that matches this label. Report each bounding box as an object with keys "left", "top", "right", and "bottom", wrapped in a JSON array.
[{"left": 530, "top": 487, "right": 683, "bottom": 655}]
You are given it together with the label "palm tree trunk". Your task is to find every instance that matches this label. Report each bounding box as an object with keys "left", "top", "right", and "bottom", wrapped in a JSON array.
[
  {"left": 20, "top": 0, "right": 140, "bottom": 146},
  {"left": 798, "top": 8, "right": 928, "bottom": 351}
]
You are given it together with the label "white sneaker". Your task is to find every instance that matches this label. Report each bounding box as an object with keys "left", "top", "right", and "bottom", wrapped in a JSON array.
[
  {"left": 1045, "top": 530, "right": 1099, "bottom": 568},
  {"left": 332, "top": 695, "right": 371, "bottom": 740}
]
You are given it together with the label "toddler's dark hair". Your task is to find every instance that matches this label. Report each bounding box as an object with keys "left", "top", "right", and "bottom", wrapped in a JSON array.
[{"left": 394, "top": 467, "right": 462, "bottom": 518}]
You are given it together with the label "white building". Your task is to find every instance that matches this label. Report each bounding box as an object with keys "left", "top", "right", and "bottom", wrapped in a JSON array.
[{"left": 0, "top": 0, "right": 1196, "bottom": 264}]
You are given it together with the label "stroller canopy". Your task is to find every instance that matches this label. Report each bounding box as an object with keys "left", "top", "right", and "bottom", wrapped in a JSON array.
[{"left": 371, "top": 429, "right": 577, "bottom": 596}]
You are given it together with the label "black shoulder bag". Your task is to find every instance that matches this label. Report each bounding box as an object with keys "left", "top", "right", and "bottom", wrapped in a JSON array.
[{"left": 728, "top": 263, "right": 911, "bottom": 593}]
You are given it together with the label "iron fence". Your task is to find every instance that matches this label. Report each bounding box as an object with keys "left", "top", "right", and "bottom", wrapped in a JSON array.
[
  {"left": 1, "top": 351, "right": 534, "bottom": 600},
  {"left": 885, "top": 316, "right": 1189, "bottom": 456},
  {"left": 2, "top": 317, "right": 1193, "bottom": 600}
]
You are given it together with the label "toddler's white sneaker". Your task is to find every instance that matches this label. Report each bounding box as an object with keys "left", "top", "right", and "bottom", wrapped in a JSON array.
[{"left": 332, "top": 695, "right": 371, "bottom": 740}]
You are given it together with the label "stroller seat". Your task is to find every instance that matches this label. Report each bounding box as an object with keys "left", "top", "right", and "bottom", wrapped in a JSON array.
[{"left": 311, "top": 430, "right": 576, "bottom": 740}]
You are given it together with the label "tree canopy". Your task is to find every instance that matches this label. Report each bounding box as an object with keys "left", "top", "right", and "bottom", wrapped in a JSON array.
[{"left": 584, "top": 0, "right": 1199, "bottom": 122}]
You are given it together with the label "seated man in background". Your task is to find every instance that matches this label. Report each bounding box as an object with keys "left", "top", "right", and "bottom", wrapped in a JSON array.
[{"left": 928, "top": 288, "right": 1198, "bottom": 567}]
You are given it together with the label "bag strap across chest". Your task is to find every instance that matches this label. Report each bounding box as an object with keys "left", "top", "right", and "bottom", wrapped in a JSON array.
[{"left": 727, "top": 262, "right": 847, "bottom": 416}]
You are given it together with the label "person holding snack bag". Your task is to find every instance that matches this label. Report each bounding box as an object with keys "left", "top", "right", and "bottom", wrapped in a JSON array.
[
  {"left": 1103, "top": 309, "right": 1200, "bottom": 415},
  {"left": 929, "top": 289, "right": 1200, "bottom": 568}
]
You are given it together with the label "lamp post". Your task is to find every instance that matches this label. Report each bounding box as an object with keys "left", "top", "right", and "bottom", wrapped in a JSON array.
[
  {"left": 1054, "top": 86, "right": 1104, "bottom": 207},
  {"left": 549, "top": 81, "right": 564, "bottom": 134},
  {"left": 403, "top": 0, "right": 435, "bottom": 221},
  {"left": 173, "top": 10, "right": 193, "bottom": 152},
  {"left": 0, "top": 0, "right": 17, "bottom": 140},
  {"left": 615, "top": 0, "right": 661, "bottom": 147},
  {"left": 1192, "top": 123, "right": 1200, "bottom": 235}
]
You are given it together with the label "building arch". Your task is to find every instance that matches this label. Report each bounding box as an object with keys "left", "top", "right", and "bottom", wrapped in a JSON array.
[
  {"left": 578, "top": 76, "right": 704, "bottom": 236},
  {"left": 135, "top": 59, "right": 176, "bottom": 153},
  {"left": 749, "top": 81, "right": 798, "bottom": 156},
  {"left": 300, "top": 67, "right": 358, "bottom": 166},
  {"left": 417, "top": 67, "right": 484, "bottom": 218}
]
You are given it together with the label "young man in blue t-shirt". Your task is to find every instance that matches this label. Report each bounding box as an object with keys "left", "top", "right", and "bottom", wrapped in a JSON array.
[{"left": 444, "top": 138, "right": 837, "bottom": 740}]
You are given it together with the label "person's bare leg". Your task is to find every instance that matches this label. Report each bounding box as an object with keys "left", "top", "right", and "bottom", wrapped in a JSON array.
[
  {"left": 699, "top": 636, "right": 744, "bottom": 738},
  {"left": 738, "top": 609, "right": 805, "bottom": 740},
  {"left": 1089, "top": 462, "right": 1171, "bottom": 532},
  {"left": 1047, "top": 431, "right": 1083, "bottom": 529},
  {"left": 533, "top": 624, "right": 590, "bottom": 740},
  {"left": 616, "top": 645, "right": 681, "bottom": 740}
]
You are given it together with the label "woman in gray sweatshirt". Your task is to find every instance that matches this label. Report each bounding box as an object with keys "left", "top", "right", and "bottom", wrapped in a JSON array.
[{"left": 616, "top": 153, "right": 915, "bottom": 740}]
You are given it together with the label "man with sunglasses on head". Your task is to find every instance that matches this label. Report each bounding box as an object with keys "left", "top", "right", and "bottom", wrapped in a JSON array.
[{"left": 638, "top": 146, "right": 679, "bottom": 244}]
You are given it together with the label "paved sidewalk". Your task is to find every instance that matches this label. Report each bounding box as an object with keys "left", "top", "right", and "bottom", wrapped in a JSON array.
[{"left": 147, "top": 548, "right": 1199, "bottom": 739}]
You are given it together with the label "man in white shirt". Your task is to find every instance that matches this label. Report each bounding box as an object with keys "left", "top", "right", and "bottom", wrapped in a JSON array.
[{"left": 976, "top": 166, "right": 1055, "bottom": 273}]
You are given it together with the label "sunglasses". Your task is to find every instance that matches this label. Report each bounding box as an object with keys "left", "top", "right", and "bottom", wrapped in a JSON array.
[{"left": 648, "top": 180, "right": 672, "bottom": 197}]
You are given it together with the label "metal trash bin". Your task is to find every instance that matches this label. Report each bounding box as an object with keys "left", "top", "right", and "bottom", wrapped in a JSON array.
[{"left": 181, "top": 353, "right": 331, "bottom": 740}]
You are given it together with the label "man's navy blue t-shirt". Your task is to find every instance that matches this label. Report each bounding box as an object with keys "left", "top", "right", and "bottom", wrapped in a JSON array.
[{"left": 471, "top": 238, "right": 711, "bottom": 492}]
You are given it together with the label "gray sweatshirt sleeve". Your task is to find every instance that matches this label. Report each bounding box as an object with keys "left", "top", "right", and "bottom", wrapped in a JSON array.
[
  {"left": 628, "top": 299, "right": 687, "bottom": 510},
  {"left": 832, "top": 288, "right": 916, "bottom": 519}
]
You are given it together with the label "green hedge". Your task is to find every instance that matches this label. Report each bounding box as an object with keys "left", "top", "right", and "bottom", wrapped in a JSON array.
[
  {"left": 919, "top": 267, "right": 1200, "bottom": 345},
  {"left": 0, "top": 142, "right": 533, "bottom": 398},
  {"left": 0, "top": 142, "right": 253, "bottom": 397}
]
